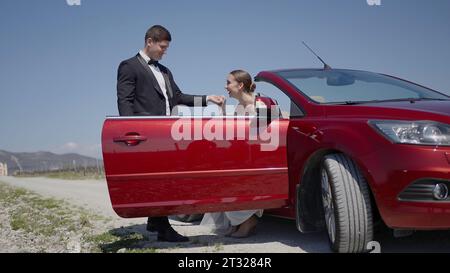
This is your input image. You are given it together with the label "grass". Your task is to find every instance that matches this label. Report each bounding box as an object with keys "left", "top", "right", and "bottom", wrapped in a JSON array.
[
  {"left": 0, "top": 181, "right": 106, "bottom": 251},
  {"left": 15, "top": 170, "right": 104, "bottom": 180},
  {"left": 9, "top": 211, "right": 28, "bottom": 231},
  {"left": 214, "top": 243, "right": 224, "bottom": 252},
  {"left": 45, "top": 171, "right": 104, "bottom": 180},
  {"left": 1, "top": 187, "right": 78, "bottom": 237},
  {"left": 87, "top": 230, "right": 155, "bottom": 253},
  {"left": 0, "top": 180, "right": 160, "bottom": 253},
  {"left": 0, "top": 186, "right": 28, "bottom": 204}
]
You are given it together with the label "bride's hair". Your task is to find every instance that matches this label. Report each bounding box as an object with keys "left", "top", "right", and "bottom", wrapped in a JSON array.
[{"left": 230, "top": 70, "right": 256, "bottom": 93}]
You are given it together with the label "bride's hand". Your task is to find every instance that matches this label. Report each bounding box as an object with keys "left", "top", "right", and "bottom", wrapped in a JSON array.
[
  {"left": 207, "top": 95, "right": 225, "bottom": 105},
  {"left": 207, "top": 95, "right": 226, "bottom": 115}
]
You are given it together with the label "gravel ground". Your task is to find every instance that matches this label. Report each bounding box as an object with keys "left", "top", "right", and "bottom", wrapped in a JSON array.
[{"left": 1, "top": 176, "right": 450, "bottom": 253}]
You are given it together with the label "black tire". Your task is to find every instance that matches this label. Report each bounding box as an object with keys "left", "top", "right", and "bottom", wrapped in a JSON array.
[
  {"left": 173, "top": 214, "right": 203, "bottom": 222},
  {"left": 321, "top": 154, "right": 373, "bottom": 253}
]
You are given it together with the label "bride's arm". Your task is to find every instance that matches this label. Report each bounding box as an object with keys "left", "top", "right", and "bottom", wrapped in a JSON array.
[{"left": 219, "top": 99, "right": 227, "bottom": 116}]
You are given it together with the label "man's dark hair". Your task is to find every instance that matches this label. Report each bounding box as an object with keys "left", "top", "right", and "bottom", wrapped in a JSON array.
[{"left": 145, "top": 25, "right": 172, "bottom": 43}]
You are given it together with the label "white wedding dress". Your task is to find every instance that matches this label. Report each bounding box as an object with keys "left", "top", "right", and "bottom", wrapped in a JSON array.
[{"left": 201, "top": 209, "right": 264, "bottom": 234}]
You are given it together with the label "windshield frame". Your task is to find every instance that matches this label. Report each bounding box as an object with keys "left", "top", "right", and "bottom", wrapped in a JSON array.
[{"left": 275, "top": 69, "right": 450, "bottom": 105}]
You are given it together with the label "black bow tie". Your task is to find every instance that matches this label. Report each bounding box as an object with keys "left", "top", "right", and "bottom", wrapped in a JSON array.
[{"left": 148, "top": 59, "right": 159, "bottom": 66}]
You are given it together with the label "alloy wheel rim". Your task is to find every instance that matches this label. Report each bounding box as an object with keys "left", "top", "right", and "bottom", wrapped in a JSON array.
[{"left": 321, "top": 168, "right": 336, "bottom": 244}]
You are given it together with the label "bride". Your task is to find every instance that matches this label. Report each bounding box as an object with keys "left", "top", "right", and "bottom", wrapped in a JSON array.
[{"left": 201, "top": 70, "right": 263, "bottom": 238}]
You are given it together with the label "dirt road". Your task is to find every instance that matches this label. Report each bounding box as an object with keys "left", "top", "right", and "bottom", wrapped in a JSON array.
[{"left": 1, "top": 176, "right": 449, "bottom": 253}]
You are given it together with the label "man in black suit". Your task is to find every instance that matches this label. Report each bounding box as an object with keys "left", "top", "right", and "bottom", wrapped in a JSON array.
[{"left": 117, "top": 25, "right": 224, "bottom": 242}]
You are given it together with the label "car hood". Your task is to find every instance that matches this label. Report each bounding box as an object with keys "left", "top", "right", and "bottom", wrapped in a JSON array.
[{"left": 362, "top": 100, "right": 450, "bottom": 117}]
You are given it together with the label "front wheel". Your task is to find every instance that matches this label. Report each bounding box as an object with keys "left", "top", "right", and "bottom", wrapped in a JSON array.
[{"left": 321, "top": 154, "right": 373, "bottom": 253}]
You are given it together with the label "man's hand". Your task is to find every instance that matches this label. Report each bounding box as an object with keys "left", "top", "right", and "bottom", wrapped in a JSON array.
[{"left": 206, "top": 95, "right": 226, "bottom": 106}]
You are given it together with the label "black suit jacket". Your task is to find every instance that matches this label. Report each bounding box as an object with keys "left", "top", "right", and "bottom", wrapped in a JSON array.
[{"left": 117, "top": 54, "right": 207, "bottom": 116}]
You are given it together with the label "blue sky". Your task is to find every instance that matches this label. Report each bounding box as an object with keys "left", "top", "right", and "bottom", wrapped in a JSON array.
[{"left": 0, "top": 0, "right": 449, "bottom": 159}]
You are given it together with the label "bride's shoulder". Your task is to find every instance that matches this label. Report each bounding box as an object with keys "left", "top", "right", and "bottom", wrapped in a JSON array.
[{"left": 246, "top": 104, "right": 257, "bottom": 116}]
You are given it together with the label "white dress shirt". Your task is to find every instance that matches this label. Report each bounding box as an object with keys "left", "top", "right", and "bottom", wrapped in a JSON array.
[{"left": 139, "top": 50, "right": 171, "bottom": 116}]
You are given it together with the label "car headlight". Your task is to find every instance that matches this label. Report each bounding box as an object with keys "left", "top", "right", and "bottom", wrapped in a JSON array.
[{"left": 369, "top": 120, "right": 450, "bottom": 146}]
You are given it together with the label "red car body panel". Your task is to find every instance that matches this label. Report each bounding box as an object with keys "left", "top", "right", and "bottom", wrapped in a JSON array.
[
  {"left": 102, "top": 69, "right": 450, "bottom": 230},
  {"left": 102, "top": 117, "right": 289, "bottom": 217}
]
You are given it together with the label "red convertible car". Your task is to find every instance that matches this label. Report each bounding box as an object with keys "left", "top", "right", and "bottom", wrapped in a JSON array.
[{"left": 102, "top": 68, "right": 450, "bottom": 253}]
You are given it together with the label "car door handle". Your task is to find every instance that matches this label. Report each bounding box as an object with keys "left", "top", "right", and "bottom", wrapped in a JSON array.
[{"left": 113, "top": 134, "right": 147, "bottom": 146}]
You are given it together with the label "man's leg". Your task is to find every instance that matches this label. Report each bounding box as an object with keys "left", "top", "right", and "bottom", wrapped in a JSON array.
[
  {"left": 146, "top": 216, "right": 170, "bottom": 232},
  {"left": 146, "top": 216, "right": 189, "bottom": 242}
]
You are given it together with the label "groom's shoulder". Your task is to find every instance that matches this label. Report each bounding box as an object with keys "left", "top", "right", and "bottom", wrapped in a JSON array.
[
  {"left": 120, "top": 54, "right": 139, "bottom": 66},
  {"left": 117, "top": 55, "right": 140, "bottom": 74}
]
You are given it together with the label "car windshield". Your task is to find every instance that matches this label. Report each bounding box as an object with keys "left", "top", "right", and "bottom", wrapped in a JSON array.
[{"left": 277, "top": 69, "right": 449, "bottom": 104}]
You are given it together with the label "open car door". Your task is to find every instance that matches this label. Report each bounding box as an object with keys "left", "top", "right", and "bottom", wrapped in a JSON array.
[{"left": 102, "top": 115, "right": 289, "bottom": 218}]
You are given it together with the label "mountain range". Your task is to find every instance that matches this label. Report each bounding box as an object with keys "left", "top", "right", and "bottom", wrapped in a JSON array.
[{"left": 0, "top": 150, "right": 102, "bottom": 174}]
